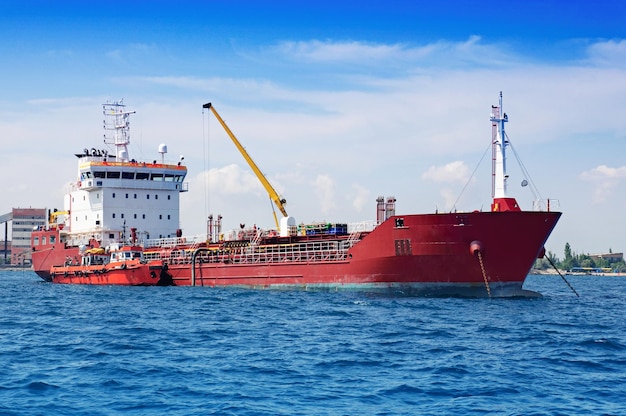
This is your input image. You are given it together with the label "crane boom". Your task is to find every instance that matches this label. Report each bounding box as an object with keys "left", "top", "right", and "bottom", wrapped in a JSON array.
[{"left": 203, "top": 103, "right": 288, "bottom": 227}]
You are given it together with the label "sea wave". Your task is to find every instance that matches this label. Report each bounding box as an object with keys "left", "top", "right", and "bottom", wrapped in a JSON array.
[{"left": 0, "top": 272, "right": 625, "bottom": 415}]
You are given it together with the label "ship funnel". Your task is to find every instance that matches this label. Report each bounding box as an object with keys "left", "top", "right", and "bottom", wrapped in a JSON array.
[
  {"left": 376, "top": 196, "right": 385, "bottom": 224},
  {"left": 385, "top": 197, "right": 396, "bottom": 220}
]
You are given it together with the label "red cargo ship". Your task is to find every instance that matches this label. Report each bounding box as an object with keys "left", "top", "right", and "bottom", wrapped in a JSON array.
[{"left": 31, "top": 94, "right": 560, "bottom": 295}]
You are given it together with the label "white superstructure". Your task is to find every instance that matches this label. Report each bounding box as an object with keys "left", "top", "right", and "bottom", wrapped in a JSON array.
[{"left": 60, "top": 101, "right": 188, "bottom": 246}]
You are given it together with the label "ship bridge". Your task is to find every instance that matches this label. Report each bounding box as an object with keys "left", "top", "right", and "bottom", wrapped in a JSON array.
[
  {"left": 64, "top": 101, "right": 190, "bottom": 244},
  {"left": 77, "top": 158, "right": 188, "bottom": 192}
]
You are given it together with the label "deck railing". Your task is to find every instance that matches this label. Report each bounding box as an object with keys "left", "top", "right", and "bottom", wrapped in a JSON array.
[{"left": 145, "top": 237, "right": 355, "bottom": 265}]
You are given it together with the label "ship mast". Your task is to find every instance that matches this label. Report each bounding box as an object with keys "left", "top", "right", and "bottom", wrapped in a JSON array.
[
  {"left": 490, "top": 92, "right": 520, "bottom": 212},
  {"left": 491, "top": 92, "right": 508, "bottom": 199},
  {"left": 103, "top": 100, "right": 136, "bottom": 162}
]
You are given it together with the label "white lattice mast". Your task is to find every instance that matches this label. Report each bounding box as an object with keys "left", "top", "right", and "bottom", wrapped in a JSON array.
[
  {"left": 103, "top": 100, "right": 136, "bottom": 162},
  {"left": 491, "top": 91, "right": 508, "bottom": 199},
  {"left": 490, "top": 92, "right": 520, "bottom": 212}
]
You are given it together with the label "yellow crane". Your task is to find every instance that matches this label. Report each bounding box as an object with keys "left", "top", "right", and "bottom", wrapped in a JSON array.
[
  {"left": 203, "top": 103, "right": 288, "bottom": 229},
  {"left": 49, "top": 209, "right": 69, "bottom": 224}
]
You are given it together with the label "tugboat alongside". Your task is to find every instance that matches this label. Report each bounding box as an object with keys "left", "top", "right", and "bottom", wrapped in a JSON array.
[
  {"left": 48, "top": 228, "right": 171, "bottom": 285},
  {"left": 32, "top": 94, "right": 561, "bottom": 296}
]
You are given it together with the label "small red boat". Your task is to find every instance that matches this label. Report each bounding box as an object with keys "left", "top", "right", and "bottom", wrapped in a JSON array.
[{"left": 50, "top": 244, "right": 172, "bottom": 286}]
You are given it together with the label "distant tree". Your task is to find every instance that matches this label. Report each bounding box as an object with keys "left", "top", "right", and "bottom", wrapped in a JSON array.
[
  {"left": 579, "top": 256, "right": 595, "bottom": 269},
  {"left": 547, "top": 250, "right": 559, "bottom": 265},
  {"left": 564, "top": 243, "right": 572, "bottom": 261},
  {"left": 536, "top": 243, "right": 625, "bottom": 272},
  {"left": 562, "top": 242, "right": 575, "bottom": 271}
]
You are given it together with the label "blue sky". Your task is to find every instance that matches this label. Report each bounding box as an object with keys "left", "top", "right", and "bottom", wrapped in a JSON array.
[{"left": 2, "top": 1, "right": 626, "bottom": 257}]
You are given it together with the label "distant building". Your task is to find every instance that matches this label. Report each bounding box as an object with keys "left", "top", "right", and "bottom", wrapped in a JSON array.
[
  {"left": 589, "top": 252, "right": 624, "bottom": 263},
  {"left": 0, "top": 208, "right": 47, "bottom": 266}
]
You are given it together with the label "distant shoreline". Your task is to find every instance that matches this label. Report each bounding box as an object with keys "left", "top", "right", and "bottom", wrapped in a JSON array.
[
  {"left": 0, "top": 266, "right": 33, "bottom": 272},
  {"left": 532, "top": 269, "right": 626, "bottom": 277}
]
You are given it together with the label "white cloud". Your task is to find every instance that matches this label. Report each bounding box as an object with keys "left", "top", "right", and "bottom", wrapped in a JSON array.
[
  {"left": 312, "top": 174, "right": 336, "bottom": 214},
  {"left": 580, "top": 164, "right": 626, "bottom": 203},
  {"left": 106, "top": 43, "right": 159, "bottom": 63},
  {"left": 276, "top": 40, "right": 406, "bottom": 62},
  {"left": 581, "top": 165, "right": 626, "bottom": 179},
  {"left": 586, "top": 39, "right": 626, "bottom": 67},
  {"left": 44, "top": 49, "right": 74, "bottom": 58},
  {"left": 422, "top": 161, "right": 471, "bottom": 183},
  {"left": 439, "top": 188, "right": 459, "bottom": 212},
  {"left": 273, "top": 36, "right": 514, "bottom": 68},
  {"left": 350, "top": 184, "right": 370, "bottom": 213},
  {"left": 204, "top": 164, "right": 263, "bottom": 195},
  {"left": 141, "top": 76, "right": 262, "bottom": 93}
]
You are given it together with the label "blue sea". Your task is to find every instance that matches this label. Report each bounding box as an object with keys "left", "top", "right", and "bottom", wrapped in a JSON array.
[{"left": 1, "top": 271, "right": 624, "bottom": 415}]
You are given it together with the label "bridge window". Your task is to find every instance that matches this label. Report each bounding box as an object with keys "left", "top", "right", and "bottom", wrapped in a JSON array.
[{"left": 122, "top": 172, "right": 134, "bottom": 179}]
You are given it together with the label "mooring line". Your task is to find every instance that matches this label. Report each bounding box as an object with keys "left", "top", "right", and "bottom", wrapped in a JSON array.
[
  {"left": 477, "top": 251, "right": 491, "bottom": 298},
  {"left": 545, "top": 255, "right": 580, "bottom": 298}
]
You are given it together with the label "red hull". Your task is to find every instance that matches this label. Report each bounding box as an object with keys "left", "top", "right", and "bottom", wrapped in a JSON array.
[
  {"left": 164, "top": 211, "right": 561, "bottom": 297},
  {"left": 32, "top": 211, "right": 559, "bottom": 295}
]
